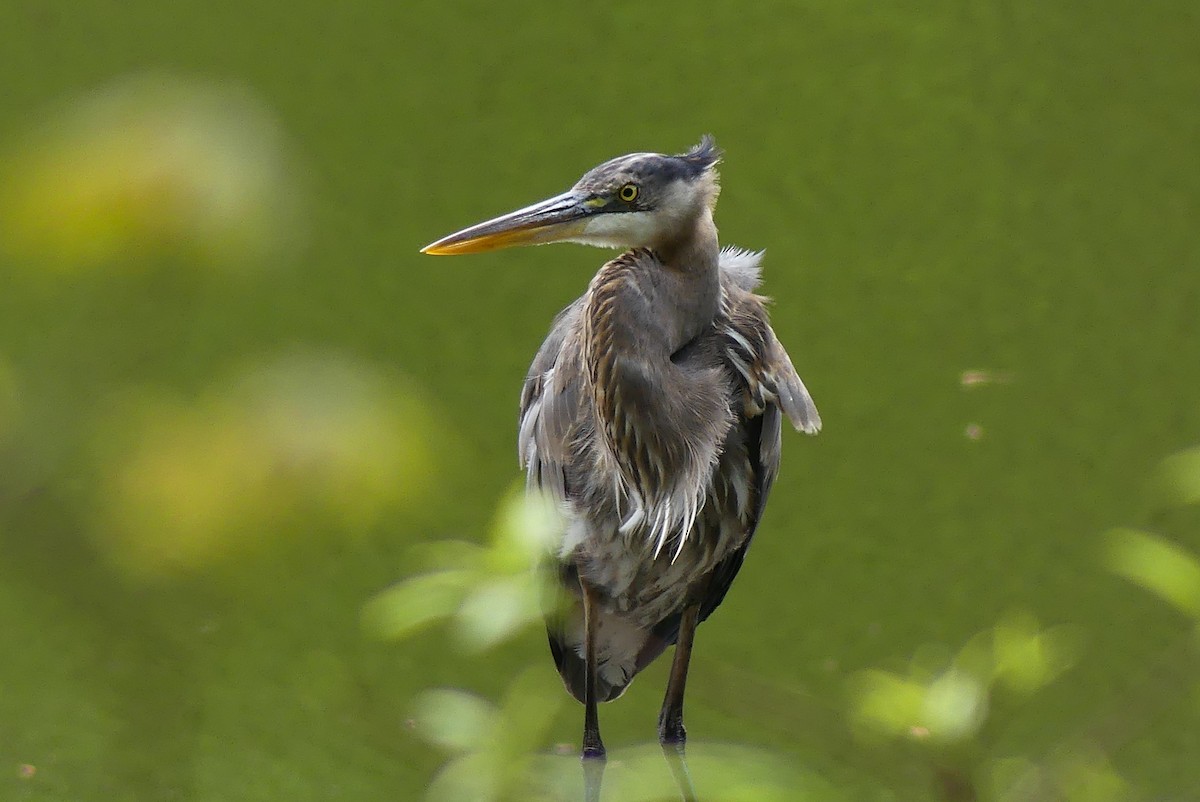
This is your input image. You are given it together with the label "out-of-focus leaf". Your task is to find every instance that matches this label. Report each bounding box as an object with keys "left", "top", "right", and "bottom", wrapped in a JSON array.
[
  {"left": 1054, "top": 744, "right": 1130, "bottom": 802},
  {"left": 456, "top": 577, "right": 540, "bottom": 652},
  {"left": 369, "top": 484, "right": 565, "bottom": 653},
  {"left": 242, "top": 355, "right": 433, "bottom": 529},
  {"left": 848, "top": 669, "right": 926, "bottom": 739},
  {"left": 992, "top": 612, "right": 1081, "bottom": 695},
  {"left": 425, "top": 752, "right": 498, "bottom": 802},
  {"left": 417, "top": 669, "right": 564, "bottom": 802},
  {"left": 990, "top": 755, "right": 1042, "bottom": 802},
  {"left": 361, "top": 570, "right": 472, "bottom": 640},
  {"left": 852, "top": 609, "right": 1083, "bottom": 749},
  {"left": 909, "top": 642, "right": 955, "bottom": 683},
  {"left": 1159, "top": 446, "right": 1200, "bottom": 507},
  {"left": 414, "top": 689, "right": 496, "bottom": 755},
  {"left": 952, "top": 628, "right": 995, "bottom": 681},
  {"left": 409, "top": 540, "right": 487, "bottom": 572},
  {"left": 488, "top": 489, "right": 561, "bottom": 574},
  {"left": 493, "top": 668, "right": 562, "bottom": 762},
  {"left": 921, "top": 668, "right": 988, "bottom": 741},
  {"left": 91, "top": 353, "right": 429, "bottom": 577},
  {"left": 1104, "top": 528, "right": 1200, "bottom": 618},
  {"left": 0, "top": 74, "right": 301, "bottom": 272}
]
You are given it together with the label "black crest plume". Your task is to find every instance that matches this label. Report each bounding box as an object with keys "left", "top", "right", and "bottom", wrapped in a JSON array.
[{"left": 677, "top": 135, "right": 722, "bottom": 177}]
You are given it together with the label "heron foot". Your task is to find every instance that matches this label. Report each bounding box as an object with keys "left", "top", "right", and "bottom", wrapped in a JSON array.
[{"left": 657, "top": 715, "right": 687, "bottom": 747}]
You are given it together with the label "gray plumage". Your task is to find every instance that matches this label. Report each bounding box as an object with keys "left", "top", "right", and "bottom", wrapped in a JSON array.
[
  {"left": 423, "top": 136, "right": 819, "bottom": 756},
  {"left": 522, "top": 244, "right": 818, "bottom": 702}
]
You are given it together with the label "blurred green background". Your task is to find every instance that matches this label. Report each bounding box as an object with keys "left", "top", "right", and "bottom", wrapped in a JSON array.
[{"left": 1, "top": 1, "right": 1198, "bottom": 800}]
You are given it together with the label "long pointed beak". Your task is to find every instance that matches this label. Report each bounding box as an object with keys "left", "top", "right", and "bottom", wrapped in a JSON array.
[{"left": 421, "top": 191, "right": 597, "bottom": 255}]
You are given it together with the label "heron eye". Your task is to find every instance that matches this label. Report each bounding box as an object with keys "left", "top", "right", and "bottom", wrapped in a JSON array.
[{"left": 618, "top": 183, "right": 639, "bottom": 203}]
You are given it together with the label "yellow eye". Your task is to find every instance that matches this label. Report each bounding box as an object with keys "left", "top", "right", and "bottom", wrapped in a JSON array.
[{"left": 618, "top": 183, "right": 639, "bottom": 203}]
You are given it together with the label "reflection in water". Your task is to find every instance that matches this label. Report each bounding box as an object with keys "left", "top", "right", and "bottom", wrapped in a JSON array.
[
  {"left": 660, "top": 744, "right": 698, "bottom": 802},
  {"left": 582, "top": 745, "right": 696, "bottom": 802},
  {"left": 536, "top": 741, "right": 840, "bottom": 802},
  {"left": 582, "top": 753, "right": 604, "bottom": 802}
]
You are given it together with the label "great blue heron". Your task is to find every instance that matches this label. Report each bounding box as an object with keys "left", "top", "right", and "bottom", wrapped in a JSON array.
[{"left": 422, "top": 137, "right": 820, "bottom": 763}]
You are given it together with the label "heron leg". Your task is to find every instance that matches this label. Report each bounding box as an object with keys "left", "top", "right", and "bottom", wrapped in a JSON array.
[
  {"left": 658, "top": 601, "right": 700, "bottom": 747},
  {"left": 580, "top": 578, "right": 607, "bottom": 762}
]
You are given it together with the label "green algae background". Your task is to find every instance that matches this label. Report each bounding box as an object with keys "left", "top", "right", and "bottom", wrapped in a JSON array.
[{"left": 1, "top": 1, "right": 1198, "bottom": 799}]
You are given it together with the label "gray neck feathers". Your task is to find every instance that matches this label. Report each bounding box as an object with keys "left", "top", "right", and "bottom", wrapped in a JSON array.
[{"left": 654, "top": 210, "right": 720, "bottom": 350}]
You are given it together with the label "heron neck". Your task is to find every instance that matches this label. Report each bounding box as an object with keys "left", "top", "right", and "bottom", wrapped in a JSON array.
[{"left": 654, "top": 211, "right": 721, "bottom": 347}]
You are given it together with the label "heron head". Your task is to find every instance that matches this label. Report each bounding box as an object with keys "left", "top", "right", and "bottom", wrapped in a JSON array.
[{"left": 421, "top": 136, "right": 722, "bottom": 255}]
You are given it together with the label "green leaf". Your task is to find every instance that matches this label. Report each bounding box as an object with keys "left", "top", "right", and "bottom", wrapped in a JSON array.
[
  {"left": 1159, "top": 446, "right": 1200, "bottom": 507},
  {"left": 455, "top": 576, "right": 541, "bottom": 651},
  {"left": 992, "top": 611, "right": 1081, "bottom": 695},
  {"left": 1104, "top": 528, "right": 1200, "bottom": 618},
  {"left": 360, "top": 569, "right": 473, "bottom": 640},
  {"left": 414, "top": 689, "right": 496, "bottom": 754}
]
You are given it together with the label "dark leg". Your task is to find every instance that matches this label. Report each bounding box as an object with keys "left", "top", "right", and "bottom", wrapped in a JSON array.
[
  {"left": 658, "top": 602, "right": 700, "bottom": 746},
  {"left": 580, "top": 579, "right": 606, "bottom": 802},
  {"left": 659, "top": 602, "right": 700, "bottom": 801},
  {"left": 580, "top": 579, "right": 607, "bottom": 761}
]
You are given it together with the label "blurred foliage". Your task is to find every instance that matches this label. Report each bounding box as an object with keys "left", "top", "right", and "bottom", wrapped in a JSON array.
[
  {"left": 850, "top": 611, "right": 1080, "bottom": 745},
  {"left": 1105, "top": 444, "right": 1200, "bottom": 636},
  {"left": 364, "top": 495, "right": 580, "bottom": 801},
  {"left": 1105, "top": 529, "right": 1200, "bottom": 622},
  {"left": 1158, "top": 446, "right": 1200, "bottom": 510},
  {"left": 0, "top": 1, "right": 1197, "bottom": 800},
  {"left": 988, "top": 746, "right": 1130, "bottom": 802},
  {"left": 0, "top": 74, "right": 300, "bottom": 273},
  {"left": 836, "top": 442, "right": 1200, "bottom": 800},
  {"left": 363, "top": 488, "right": 563, "bottom": 651},
  {"left": 362, "top": 443, "right": 1200, "bottom": 802},
  {"left": 416, "top": 668, "right": 564, "bottom": 802},
  {"left": 372, "top": 490, "right": 850, "bottom": 801},
  {"left": 414, "top": 673, "right": 839, "bottom": 802},
  {"left": 90, "top": 352, "right": 433, "bottom": 578}
]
